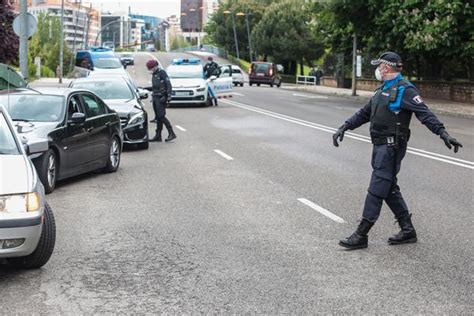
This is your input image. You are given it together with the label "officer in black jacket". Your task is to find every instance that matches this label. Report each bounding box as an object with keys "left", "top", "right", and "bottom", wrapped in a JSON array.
[
  {"left": 333, "top": 52, "right": 462, "bottom": 250},
  {"left": 146, "top": 59, "right": 176, "bottom": 142}
]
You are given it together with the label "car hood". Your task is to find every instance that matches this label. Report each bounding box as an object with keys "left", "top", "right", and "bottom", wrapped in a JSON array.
[
  {"left": 0, "top": 154, "right": 33, "bottom": 195},
  {"left": 170, "top": 78, "right": 205, "bottom": 89},
  {"left": 14, "top": 121, "right": 59, "bottom": 139},
  {"left": 104, "top": 99, "right": 142, "bottom": 117}
]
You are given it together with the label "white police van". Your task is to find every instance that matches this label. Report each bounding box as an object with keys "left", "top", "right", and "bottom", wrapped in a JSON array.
[{"left": 166, "top": 58, "right": 233, "bottom": 106}]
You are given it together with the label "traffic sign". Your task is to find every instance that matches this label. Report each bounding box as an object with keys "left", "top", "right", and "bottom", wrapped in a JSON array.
[{"left": 13, "top": 13, "right": 38, "bottom": 38}]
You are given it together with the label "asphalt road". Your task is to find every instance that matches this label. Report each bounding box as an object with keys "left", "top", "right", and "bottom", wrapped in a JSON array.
[{"left": 1, "top": 52, "right": 472, "bottom": 314}]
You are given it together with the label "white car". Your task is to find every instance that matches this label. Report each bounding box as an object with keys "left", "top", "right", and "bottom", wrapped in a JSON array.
[
  {"left": 0, "top": 105, "right": 56, "bottom": 269},
  {"left": 222, "top": 64, "right": 245, "bottom": 86},
  {"left": 166, "top": 59, "right": 233, "bottom": 106}
]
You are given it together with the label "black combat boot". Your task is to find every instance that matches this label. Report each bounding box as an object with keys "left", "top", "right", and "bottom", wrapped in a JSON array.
[
  {"left": 165, "top": 129, "right": 177, "bottom": 142},
  {"left": 150, "top": 133, "right": 162, "bottom": 142},
  {"left": 214, "top": 98, "right": 218, "bottom": 106},
  {"left": 388, "top": 214, "right": 417, "bottom": 245},
  {"left": 339, "top": 219, "right": 374, "bottom": 250}
]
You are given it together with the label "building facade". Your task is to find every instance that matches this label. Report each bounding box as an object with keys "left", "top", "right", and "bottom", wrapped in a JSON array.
[
  {"left": 27, "top": 0, "right": 100, "bottom": 51},
  {"left": 101, "top": 13, "right": 131, "bottom": 49}
]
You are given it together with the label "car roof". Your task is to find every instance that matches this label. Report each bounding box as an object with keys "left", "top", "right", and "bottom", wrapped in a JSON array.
[{"left": 0, "top": 87, "right": 93, "bottom": 97}]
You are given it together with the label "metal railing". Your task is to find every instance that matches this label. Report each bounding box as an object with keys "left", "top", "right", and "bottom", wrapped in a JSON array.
[{"left": 296, "top": 75, "right": 316, "bottom": 85}]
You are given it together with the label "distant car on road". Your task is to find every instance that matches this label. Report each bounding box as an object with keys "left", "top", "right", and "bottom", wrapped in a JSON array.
[
  {"left": 166, "top": 58, "right": 233, "bottom": 107},
  {"left": 0, "top": 88, "right": 123, "bottom": 193},
  {"left": 70, "top": 77, "right": 149, "bottom": 149},
  {"left": 0, "top": 105, "right": 56, "bottom": 269},
  {"left": 221, "top": 64, "right": 245, "bottom": 87},
  {"left": 120, "top": 53, "right": 135, "bottom": 66},
  {"left": 249, "top": 62, "right": 283, "bottom": 88},
  {"left": 74, "top": 47, "right": 126, "bottom": 77}
]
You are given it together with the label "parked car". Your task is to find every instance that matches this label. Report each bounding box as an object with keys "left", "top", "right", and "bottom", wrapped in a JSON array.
[
  {"left": 0, "top": 105, "right": 56, "bottom": 269},
  {"left": 74, "top": 47, "right": 127, "bottom": 77},
  {"left": 0, "top": 88, "right": 123, "bottom": 193},
  {"left": 249, "top": 62, "right": 283, "bottom": 87},
  {"left": 120, "top": 53, "right": 135, "bottom": 66},
  {"left": 221, "top": 64, "right": 245, "bottom": 87},
  {"left": 70, "top": 77, "right": 149, "bottom": 149}
]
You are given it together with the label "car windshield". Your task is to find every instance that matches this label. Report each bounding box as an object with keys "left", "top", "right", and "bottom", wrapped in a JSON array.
[
  {"left": 253, "top": 63, "right": 270, "bottom": 72},
  {"left": 73, "top": 80, "right": 133, "bottom": 100},
  {"left": 0, "top": 94, "right": 65, "bottom": 122},
  {"left": 94, "top": 58, "right": 123, "bottom": 69},
  {"left": 167, "top": 65, "right": 203, "bottom": 79},
  {"left": 232, "top": 68, "right": 242, "bottom": 74},
  {"left": 0, "top": 113, "right": 20, "bottom": 155},
  {"left": 122, "top": 54, "right": 132, "bottom": 58}
]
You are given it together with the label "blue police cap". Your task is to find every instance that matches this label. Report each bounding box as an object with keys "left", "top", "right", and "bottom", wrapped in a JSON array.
[{"left": 371, "top": 52, "right": 403, "bottom": 68}]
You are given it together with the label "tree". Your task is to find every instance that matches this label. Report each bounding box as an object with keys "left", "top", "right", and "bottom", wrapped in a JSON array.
[
  {"left": 28, "top": 12, "right": 73, "bottom": 76},
  {"left": 0, "top": 0, "right": 19, "bottom": 64},
  {"left": 252, "top": 1, "right": 325, "bottom": 75}
]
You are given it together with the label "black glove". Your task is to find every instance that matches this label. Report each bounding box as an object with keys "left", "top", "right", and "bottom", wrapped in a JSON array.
[
  {"left": 166, "top": 96, "right": 172, "bottom": 105},
  {"left": 440, "top": 130, "right": 462, "bottom": 153},
  {"left": 333, "top": 124, "right": 348, "bottom": 147}
]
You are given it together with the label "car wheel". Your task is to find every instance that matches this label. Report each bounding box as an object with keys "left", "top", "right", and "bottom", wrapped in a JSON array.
[
  {"left": 37, "top": 149, "right": 57, "bottom": 194},
  {"left": 104, "top": 136, "right": 121, "bottom": 173},
  {"left": 257, "top": 83, "right": 260, "bottom": 87},
  {"left": 277, "top": 81, "right": 282, "bottom": 88},
  {"left": 249, "top": 82, "right": 253, "bottom": 86},
  {"left": 137, "top": 141, "right": 149, "bottom": 150},
  {"left": 270, "top": 83, "right": 274, "bottom": 87},
  {"left": 241, "top": 83, "right": 244, "bottom": 87},
  {"left": 8, "top": 202, "right": 56, "bottom": 269}
]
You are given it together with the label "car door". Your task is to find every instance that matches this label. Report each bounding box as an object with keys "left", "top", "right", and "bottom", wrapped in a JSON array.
[
  {"left": 80, "top": 93, "right": 110, "bottom": 164},
  {"left": 210, "top": 65, "right": 233, "bottom": 96},
  {"left": 62, "top": 93, "right": 93, "bottom": 174}
]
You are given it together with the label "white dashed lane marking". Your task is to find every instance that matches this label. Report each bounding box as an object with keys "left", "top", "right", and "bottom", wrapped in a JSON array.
[
  {"left": 297, "top": 198, "right": 345, "bottom": 223},
  {"left": 214, "top": 150, "right": 234, "bottom": 161}
]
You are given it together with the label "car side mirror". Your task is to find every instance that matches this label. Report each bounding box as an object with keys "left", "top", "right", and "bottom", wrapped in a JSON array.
[
  {"left": 137, "top": 88, "right": 149, "bottom": 100},
  {"left": 68, "top": 112, "right": 86, "bottom": 125},
  {"left": 24, "top": 138, "right": 49, "bottom": 155},
  {"left": 209, "top": 75, "right": 217, "bottom": 81}
]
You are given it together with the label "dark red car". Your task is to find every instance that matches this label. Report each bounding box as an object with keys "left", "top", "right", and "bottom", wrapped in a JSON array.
[{"left": 249, "top": 62, "right": 283, "bottom": 87}]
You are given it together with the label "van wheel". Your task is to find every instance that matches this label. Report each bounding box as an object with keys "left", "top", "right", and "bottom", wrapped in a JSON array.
[
  {"left": 277, "top": 81, "right": 281, "bottom": 88},
  {"left": 257, "top": 83, "right": 260, "bottom": 87},
  {"left": 104, "top": 136, "right": 121, "bottom": 172},
  {"left": 270, "top": 83, "right": 274, "bottom": 87},
  {"left": 37, "top": 149, "right": 57, "bottom": 194},
  {"left": 240, "top": 83, "right": 244, "bottom": 87},
  {"left": 8, "top": 202, "right": 56, "bottom": 269}
]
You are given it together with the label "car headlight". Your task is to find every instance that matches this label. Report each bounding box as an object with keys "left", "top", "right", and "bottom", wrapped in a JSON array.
[
  {"left": 0, "top": 192, "right": 41, "bottom": 213},
  {"left": 128, "top": 112, "right": 145, "bottom": 125},
  {"left": 196, "top": 86, "right": 206, "bottom": 92}
]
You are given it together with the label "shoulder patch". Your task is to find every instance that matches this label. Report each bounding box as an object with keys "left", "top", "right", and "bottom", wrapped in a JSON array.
[{"left": 412, "top": 95, "right": 423, "bottom": 104}]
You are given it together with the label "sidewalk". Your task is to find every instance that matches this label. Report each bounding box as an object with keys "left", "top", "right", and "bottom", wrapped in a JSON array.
[{"left": 281, "top": 84, "right": 474, "bottom": 119}]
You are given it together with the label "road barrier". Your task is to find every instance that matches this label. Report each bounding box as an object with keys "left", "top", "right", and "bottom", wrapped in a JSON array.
[{"left": 296, "top": 75, "right": 317, "bottom": 85}]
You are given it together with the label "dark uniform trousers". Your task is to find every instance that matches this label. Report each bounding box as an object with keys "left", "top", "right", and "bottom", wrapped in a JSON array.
[
  {"left": 152, "top": 95, "right": 172, "bottom": 134},
  {"left": 363, "top": 141, "right": 409, "bottom": 222}
]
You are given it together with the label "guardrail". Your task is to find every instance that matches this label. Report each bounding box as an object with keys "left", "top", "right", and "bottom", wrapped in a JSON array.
[{"left": 296, "top": 75, "right": 317, "bottom": 85}]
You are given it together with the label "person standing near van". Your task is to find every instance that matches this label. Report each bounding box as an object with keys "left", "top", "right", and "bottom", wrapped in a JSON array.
[
  {"left": 204, "top": 56, "right": 220, "bottom": 106},
  {"left": 145, "top": 59, "right": 176, "bottom": 142}
]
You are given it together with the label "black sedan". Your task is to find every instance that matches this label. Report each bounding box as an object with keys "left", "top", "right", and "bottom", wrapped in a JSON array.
[
  {"left": 70, "top": 77, "right": 149, "bottom": 149},
  {"left": 0, "top": 88, "right": 123, "bottom": 193}
]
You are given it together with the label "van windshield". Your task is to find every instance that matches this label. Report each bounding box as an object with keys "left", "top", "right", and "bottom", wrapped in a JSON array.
[
  {"left": 94, "top": 58, "right": 123, "bottom": 69},
  {"left": 253, "top": 63, "right": 270, "bottom": 73}
]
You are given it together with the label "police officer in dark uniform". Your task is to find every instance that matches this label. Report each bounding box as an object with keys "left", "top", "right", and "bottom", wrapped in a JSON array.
[
  {"left": 333, "top": 52, "right": 462, "bottom": 250},
  {"left": 145, "top": 59, "right": 176, "bottom": 142},
  {"left": 203, "top": 56, "right": 221, "bottom": 106}
]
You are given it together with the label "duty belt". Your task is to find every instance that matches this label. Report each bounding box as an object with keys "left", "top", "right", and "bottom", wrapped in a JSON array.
[{"left": 372, "top": 136, "right": 407, "bottom": 146}]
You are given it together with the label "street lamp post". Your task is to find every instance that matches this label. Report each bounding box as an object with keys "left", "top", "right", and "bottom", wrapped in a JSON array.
[
  {"left": 223, "top": 10, "right": 240, "bottom": 64},
  {"left": 59, "top": 0, "right": 64, "bottom": 83},
  {"left": 244, "top": 10, "right": 253, "bottom": 62}
]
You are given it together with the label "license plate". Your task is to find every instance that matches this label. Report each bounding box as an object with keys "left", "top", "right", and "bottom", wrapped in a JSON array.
[
  {"left": 257, "top": 73, "right": 264, "bottom": 77},
  {"left": 175, "top": 91, "right": 189, "bottom": 96}
]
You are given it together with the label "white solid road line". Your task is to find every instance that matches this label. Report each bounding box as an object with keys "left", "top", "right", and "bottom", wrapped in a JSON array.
[
  {"left": 297, "top": 198, "right": 345, "bottom": 223},
  {"left": 293, "top": 93, "right": 328, "bottom": 99},
  {"left": 232, "top": 92, "right": 245, "bottom": 97},
  {"left": 221, "top": 99, "right": 474, "bottom": 170},
  {"left": 175, "top": 125, "right": 186, "bottom": 132},
  {"left": 214, "top": 149, "right": 234, "bottom": 161}
]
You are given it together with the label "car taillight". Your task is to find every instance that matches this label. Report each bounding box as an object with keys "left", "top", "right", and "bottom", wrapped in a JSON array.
[{"left": 269, "top": 68, "right": 273, "bottom": 76}]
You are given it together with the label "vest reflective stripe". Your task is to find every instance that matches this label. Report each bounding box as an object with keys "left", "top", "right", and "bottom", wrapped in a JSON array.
[{"left": 370, "top": 79, "right": 413, "bottom": 138}]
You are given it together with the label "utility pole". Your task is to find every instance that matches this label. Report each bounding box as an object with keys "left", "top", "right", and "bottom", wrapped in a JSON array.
[
  {"left": 351, "top": 33, "right": 357, "bottom": 96},
  {"left": 245, "top": 9, "right": 252, "bottom": 62},
  {"left": 59, "top": 0, "right": 65, "bottom": 83},
  {"left": 19, "top": 0, "right": 28, "bottom": 80},
  {"left": 231, "top": 13, "right": 240, "bottom": 63}
]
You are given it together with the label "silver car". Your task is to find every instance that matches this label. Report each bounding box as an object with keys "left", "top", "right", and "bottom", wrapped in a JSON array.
[{"left": 0, "top": 105, "right": 56, "bottom": 269}]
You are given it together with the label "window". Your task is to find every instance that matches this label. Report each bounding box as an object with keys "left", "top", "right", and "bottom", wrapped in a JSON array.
[
  {"left": 82, "top": 94, "right": 106, "bottom": 117},
  {"left": 68, "top": 95, "right": 83, "bottom": 118},
  {"left": 0, "top": 114, "right": 20, "bottom": 155}
]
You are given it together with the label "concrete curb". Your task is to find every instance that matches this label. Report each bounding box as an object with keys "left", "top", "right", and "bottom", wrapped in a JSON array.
[{"left": 281, "top": 85, "right": 474, "bottom": 119}]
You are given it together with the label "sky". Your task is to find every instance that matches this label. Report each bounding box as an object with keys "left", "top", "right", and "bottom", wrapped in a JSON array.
[{"left": 84, "top": 0, "right": 181, "bottom": 19}]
